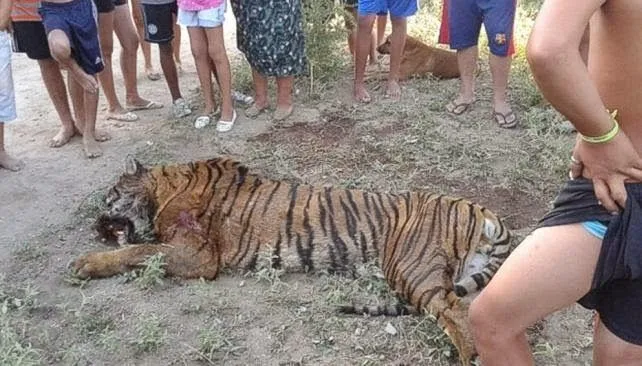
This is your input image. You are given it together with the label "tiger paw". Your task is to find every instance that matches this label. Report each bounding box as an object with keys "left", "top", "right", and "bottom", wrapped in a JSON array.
[{"left": 70, "top": 253, "right": 115, "bottom": 279}]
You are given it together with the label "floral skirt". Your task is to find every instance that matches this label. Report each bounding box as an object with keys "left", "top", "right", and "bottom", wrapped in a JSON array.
[{"left": 230, "top": 0, "right": 307, "bottom": 77}]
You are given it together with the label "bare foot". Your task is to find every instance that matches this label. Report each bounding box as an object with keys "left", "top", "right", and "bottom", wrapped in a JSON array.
[
  {"left": 69, "top": 63, "right": 99, "bottom": 93},
  {"left": 0, "top": 151, "right": 24, "bottom": 171},
  {"left": 50, "top": 125, "right": 77, "bottom": 148},
  {"left": 385, "top": 80, "right": 402, "bottom": 100},
  {"left": 354, "top": 83, "right": 371, "bottom": 103},
  {"left": 83, "top": 136, "right": 103, "bottom": 159}
]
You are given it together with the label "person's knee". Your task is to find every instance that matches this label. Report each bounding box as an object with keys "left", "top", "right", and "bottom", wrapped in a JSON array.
[
  {"left": 158, "top": 41, "right": 173, "bottom": 56},
  {"left": 207, "top": 46, "right": 227, "bottom": 65},
  {"left": 468, "top": 292, "right": 515, "bottom": 344},
  {"left": 190, "top": 42, "right": 207, "bottom": 60},
  {"left": 121, "top": 33, "right": 140, "bottom": 54},
  {"left": 47, "top": 32, "right": 71, "bottom": 62}
]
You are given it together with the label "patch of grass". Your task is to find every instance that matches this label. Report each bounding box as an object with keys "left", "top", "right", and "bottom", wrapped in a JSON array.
[
  {"left": 76, "top": 313, "right": 114, "bottom": 338},
  {"left": 124, "top": 253, "right": 167, "bottom": 290},
  {"left": 11, "top": 243, "right": 48, "bottom": 263},
  {"left": 302, "top": 0, "right": 349, "bottom": 95},
  {"left": 0, "top": 281, "right": 42, "bottom": 366},
  {"left": 196, "top": 321, "right": 242, "bottom": 363},
  {"left": 248, "top": 248, "right": 286, "bottom": 290},
  {"left": 232, "top": 61, "right": 254, "bottom": 96},
  {"left": 131, "top": 315, "right": 165, "bottom": 353}
]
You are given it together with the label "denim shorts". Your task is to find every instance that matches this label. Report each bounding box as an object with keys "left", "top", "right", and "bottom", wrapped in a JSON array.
[{"left": 0, "top": 31, "right": 17, "bottom": 123}]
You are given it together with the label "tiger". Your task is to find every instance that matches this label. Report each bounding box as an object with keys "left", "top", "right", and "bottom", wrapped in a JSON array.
[{"left": 71, "top": 156, "right": 512, "bottom": 365}]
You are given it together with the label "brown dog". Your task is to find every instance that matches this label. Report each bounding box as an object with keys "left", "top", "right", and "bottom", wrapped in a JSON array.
[{"left": 377, "top": 35, "right": 460, "bottom": 80}]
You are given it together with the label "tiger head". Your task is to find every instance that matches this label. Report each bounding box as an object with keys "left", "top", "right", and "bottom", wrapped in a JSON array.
[{"left": 94, "top": 157, "right": 157, "bottom": 245}]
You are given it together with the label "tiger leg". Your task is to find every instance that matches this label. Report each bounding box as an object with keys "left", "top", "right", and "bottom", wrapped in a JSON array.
[
  {"left": 424, "top": 290, "right": 476, "bottom": 366},
  {"left": 72, "top": 242, "right": 219, "bottom": 280}
]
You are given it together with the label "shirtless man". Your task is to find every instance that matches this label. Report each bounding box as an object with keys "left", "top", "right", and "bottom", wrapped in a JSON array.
[
  {"left": 469, "top": 1, "right": 642, "bottom": 365},
  {"left": 39, "top": 0, "right": 107, "bottom": 158},
  {"left": 353, "top": 0, "right": 417, "bottom": 102}
]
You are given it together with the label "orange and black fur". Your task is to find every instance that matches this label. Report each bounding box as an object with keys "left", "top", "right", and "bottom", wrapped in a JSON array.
[
  {"left": 72, "top": 157, "right": 511, "bottom": 365},
  {"left": 377, "top": 34, "right": 460, "bottom": 80}
]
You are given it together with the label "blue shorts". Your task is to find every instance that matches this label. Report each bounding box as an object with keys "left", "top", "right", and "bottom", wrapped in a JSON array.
[
  {"left": 39, "top": 0, "right": 105, "bottom": 75},
  {"left": 357, "top": 0, "right": 417, "bottom": 18},
  {"left": 448, "top": 0, "right": 515, "bottom": 57}
]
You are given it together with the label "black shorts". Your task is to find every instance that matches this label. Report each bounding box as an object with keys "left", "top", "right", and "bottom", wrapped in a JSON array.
[
  {"left": 93, "top": 0, "right": 114, "bottom": 13},
  {"left": 11, "top": 21, "right": 52, "bottom": 60},
  {"left": 141, "top": 2, "right": 177, "bottom": 44},
  {"left": 538, "top": 179, "right": 642, "bottom": 345}
]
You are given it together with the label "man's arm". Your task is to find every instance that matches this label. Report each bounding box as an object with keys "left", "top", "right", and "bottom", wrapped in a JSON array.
[
  {"left": 527, "top": 0, "right": 610, "bottom": 138},
  {"left": 0, "top": 0, "right": 11, "bottom": 31}
]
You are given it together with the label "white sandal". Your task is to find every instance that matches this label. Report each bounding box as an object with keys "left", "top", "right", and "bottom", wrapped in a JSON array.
[{"left": 216, "top": 110, "right": 237, "bottom": 133}]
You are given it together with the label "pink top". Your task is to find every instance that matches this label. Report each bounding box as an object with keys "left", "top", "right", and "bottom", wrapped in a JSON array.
[{"left": 177, "top": 0, "right": 224, "bottom": 12}]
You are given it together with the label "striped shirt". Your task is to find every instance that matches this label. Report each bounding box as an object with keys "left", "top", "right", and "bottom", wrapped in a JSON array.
[{"left": 11, "top": 0, "right": 41, "bottom": 22}]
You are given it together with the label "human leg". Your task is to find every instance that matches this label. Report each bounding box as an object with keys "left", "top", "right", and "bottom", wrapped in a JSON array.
[
  {"left": 483, "top": 0, "right": 517, "bottom": 128},
  {"left": 245, "top": 68, "right": 268, "bottom": 118},
  {"left": 114, "top": 3, "right": 159, "bottom": 110},
  {"left": 385, "top": 15, "right": 407, "bottom": 99},
  {"left": 131, "top": 0, "right": 160, "bottom": 80},
  {"left": 0, "top": 123, "right": 23, "bottom": 171},
  {"left": 274, "top": 76, "right": 294, "bottom": 121},
  {"left": 469, "top": 224, "right": 601, "bottom": 365},
  {"left": 0, "top": 36, "right": 23, "bottom": 171},
  {"left": 593, "top": 316, "right": 642, "bottom": 366},
  {"left": 445, "top": 0, "right": 480, "bottom": 115},
  {"left": 353, "top": 12, "right": 376, "bottom": 102},
  {"left": 38, "top": 58, "right": 78, "bottom": 147},
  {"left": 185, "top": 24, "right": 215, "bottom": 126}
]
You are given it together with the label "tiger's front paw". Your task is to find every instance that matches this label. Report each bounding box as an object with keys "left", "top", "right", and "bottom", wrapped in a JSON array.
[{"left": 70, "top": 252, "right": 119, "bottom": 279}]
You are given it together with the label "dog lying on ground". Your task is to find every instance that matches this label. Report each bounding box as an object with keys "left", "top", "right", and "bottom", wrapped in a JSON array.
[{"left": 376, "top": 35, "right": 460, "bottom": 80}]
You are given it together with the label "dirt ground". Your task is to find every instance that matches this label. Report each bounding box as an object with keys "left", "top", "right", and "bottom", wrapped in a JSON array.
[{"left": 0, "top": 11, "right": 595, "bottom": 366}]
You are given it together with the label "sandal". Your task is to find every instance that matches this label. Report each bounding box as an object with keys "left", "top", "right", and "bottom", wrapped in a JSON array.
[
  {"left": 126, "top": 100, "right": 164, "bottom": 111},
  {"left": 216, "top": 110, "right": 238, "bottom": 133},
  {"left": 493, "top": 110, "right": 518, "bottom": 129},
  {"left": 446, "top": 99, "right": 474, "bottom": 115},
  {"left": 106, "top": 111, "right": 139, "bottom": 122}
]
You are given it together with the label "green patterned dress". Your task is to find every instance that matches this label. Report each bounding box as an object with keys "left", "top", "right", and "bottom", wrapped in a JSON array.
[{"left": 230, "top": 0, "right": 308, "bottom": 77}]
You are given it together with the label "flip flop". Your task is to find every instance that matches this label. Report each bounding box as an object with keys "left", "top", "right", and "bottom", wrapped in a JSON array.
[
  {"left": 106, "top": 111, "right": 139, "bottom": 122},
  {"left": 446, "top": 100, "right": 474, "bottom": 115},
  {"left": 494, "top": 110, "right": 518, "bottom": 129},
  {"left": 216, "top": 110, "right": 238, "bottom": 133},
  {"left": 126, "top": 100, "right": 164, "bottom": 111}
]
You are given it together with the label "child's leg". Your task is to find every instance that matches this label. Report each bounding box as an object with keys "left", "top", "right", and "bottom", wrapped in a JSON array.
[
  {"left": 95, "top": 10, "right": 130, "bottom": 117},
  {"left": 0, "top": 123, "right": 24, "bottom": 171},
  {"left": 159, "top": 42, "right": 182, "bottom": 101},
  {"left": 274, "top": 76, "right": 294, "bottom": 121},
  {"left": 354, "top": 12, "right": 376, "bottom": 102},
  {"left": 38, "top": 58, "right": 78, "bottom": 147},
  {"left": 131, "top": 0, "right": 159, "bottom": 80},
  {"left": 113, "top": 3, "right": 155, "bottom": 108},
  {"left": 82, "top": 79, "right": 102, "bottom": 158},
  {"left": 204, "top": 26, "right": 233, "bottom": 121},
  {"left": 386, "top": 16, "right": 407, "bottom": 99},
  {"left": 173, "top": 24, "right": 182, "bottom": 69},
  {"left": 345, "top": 7, "right": 357, "bottom": 57},
  {"left": 187, "top": 26, "right": 216, "bottom": 115}
]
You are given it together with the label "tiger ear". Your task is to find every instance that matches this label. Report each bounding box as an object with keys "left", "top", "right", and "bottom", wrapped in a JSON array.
[{"left": 125, "top": 156, "right": 145, "bottom": 176}]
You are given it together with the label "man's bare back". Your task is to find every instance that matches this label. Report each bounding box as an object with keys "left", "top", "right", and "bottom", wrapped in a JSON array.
[{"left": 590, "top": 2, "right": 642, "bottom": 149}]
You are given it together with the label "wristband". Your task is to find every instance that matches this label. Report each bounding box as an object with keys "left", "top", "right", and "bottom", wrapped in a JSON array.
[{"left": 580, "top": 109, "right": 620, "bottom": 144}]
